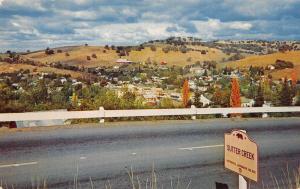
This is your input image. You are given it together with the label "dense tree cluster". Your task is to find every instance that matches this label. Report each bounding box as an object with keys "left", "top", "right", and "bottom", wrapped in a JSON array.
[{"left": 273, "top": 59, "right": 294, "bottom": 69}]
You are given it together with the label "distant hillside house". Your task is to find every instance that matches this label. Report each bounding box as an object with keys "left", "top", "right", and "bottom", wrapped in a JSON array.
[
  {"left": 143, "top": 94, "right": 158, "bottom": 105},
  {"left": 190, "top": 67, "right": 205, "bottom": 75},
  {"left": 267, "top": 65, "right": 275, "bottom": 70},
  {"left": 170, "top": 93, "right": 182, "bottom": 101},
  {"left": 116, "top": 59, "right": 133, "bottom": 64},
  {"left": 160, "top": 61, "right": 167, "bottom": 65}
]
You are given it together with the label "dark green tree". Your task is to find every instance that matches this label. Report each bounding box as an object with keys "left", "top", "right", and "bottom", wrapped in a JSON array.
[
  {"left": 122, "top": 91, "right": 136, "bottom": 109},
  {"left": 254, "top": 84, "right": 264, "bottom": 107},
  {"left": 193, "top": 89, "right": 203, "bottom": 108},
  {"left": 203, "top": 69, "right": 208, "bottom": 77},
  {"left": 279, "top": 78, "right": 293, "bottom": 106}
]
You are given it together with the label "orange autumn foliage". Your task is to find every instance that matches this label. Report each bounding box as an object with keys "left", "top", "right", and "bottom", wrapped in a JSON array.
[
  {"left": 182, "top": 79, "right": 190, "bottom": 107},
  {"left": 230, "top": 77, "right": 241, "bottom": 108},
  {"left": 291, "top": 69, "right": 298, "bottom": 87}
]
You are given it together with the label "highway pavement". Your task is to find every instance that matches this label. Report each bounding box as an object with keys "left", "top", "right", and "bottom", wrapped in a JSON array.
[{"left": 0, "top": 118, "right": 300, "bottom": 189}]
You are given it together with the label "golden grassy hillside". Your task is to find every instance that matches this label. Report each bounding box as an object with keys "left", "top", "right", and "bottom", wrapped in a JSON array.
[
  {"left": 128, "top": 46, "right": 227, "bottom": 66},
  {"left": 222, "top": 51, "right": 300, "bottom": 68},
  {"left": 0, "top": 62, "right": 85, "bottom": 78},
  {"left": 221, "top": 51, "right": 300, "bottom": 80},
  {"left": 22, "top": 46, "right": 119, "bottom": 67},
  {"left": 22, "top": 45, "right": 229, "bottom": 67}
]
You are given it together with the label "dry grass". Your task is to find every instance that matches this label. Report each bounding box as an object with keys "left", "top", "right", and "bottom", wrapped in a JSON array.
[
  {"left": 0, "top": 164, "right": 191, "bottom": 189},
  {"left": 222, "top": 51, "right": 300, "bottom": 68},
  {"left": 270, "top": 66, "right": 300, "bottom": 80},
  {"left": 127, "top": 46, "right": 228, "bottom": 66},
  {"left": 260, "top": 165, "right": 300, "bottom": 189},
  {"left": 0, "top": 164, "right": 299, "bottom": 189},
  {"left": 221, "top": 51, "right": 300, "bottom": 80},
  {"left": 22, "top": 46, "right": 119, "bottom": 68},
  {"left": 21, "top": 45, "right": 229, "bottom": 67},
  {"left": 0, "top": 62, "right": 86, "bottom": 78}
]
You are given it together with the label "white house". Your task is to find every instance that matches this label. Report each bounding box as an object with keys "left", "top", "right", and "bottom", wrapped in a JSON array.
[
  {"left": 116, "top": 59, "right": 133, "bottom": 64},
  {"left": 241, "top": 97, "right": 255, "bottom": 107},
  {"left": 267, "top": 65, "right": 275, "bottom": 70},
  {"left": 190, "top": 67, "right": 205, "bottom": 75},
  {"left": 200, "top": 95, "right": 211, "bottom": 106},
  {"left": 143, "top": 94, "right": 158, "bottom": 105},
  {"left": 170, "top": 93, "right": 182, "bottom": 101},
  {"left": 189, "top": 80, "right": 197, "bottom": 90}
]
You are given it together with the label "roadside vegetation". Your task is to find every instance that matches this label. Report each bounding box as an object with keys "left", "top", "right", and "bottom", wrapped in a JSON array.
[{"left": 0, "top": 165, "right": 299, "bottom": 189}]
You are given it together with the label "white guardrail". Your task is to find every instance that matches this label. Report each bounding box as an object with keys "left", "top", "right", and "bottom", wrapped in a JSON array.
[{"left": 0, "top": 106, "right": 300, "bottom": 122}]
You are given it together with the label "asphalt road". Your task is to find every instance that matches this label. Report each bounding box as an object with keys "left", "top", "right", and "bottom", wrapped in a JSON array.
[{"left": 0, "top": 118, "right": 300, "bottom": 189}]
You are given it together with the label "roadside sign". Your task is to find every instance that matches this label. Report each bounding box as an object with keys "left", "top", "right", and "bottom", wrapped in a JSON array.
[{"left": 224, "top": 130, "right": 258, "bottom": 182}]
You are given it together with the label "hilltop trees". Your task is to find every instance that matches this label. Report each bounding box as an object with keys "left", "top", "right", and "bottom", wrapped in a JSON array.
[
  {"left": 230, "top": 77, "right": 241, "bottom": 107},
  {"left": 150, "top": 45, "right": 156, "bottom": 51},
  {"left": 182, "top": 79, "right": 190, "bottom": 107},
  {"left": 274, "top": 59, "right": 294, "bottom": 69},
  {"left": 45, "top": 47, "right": 54, "bottom": 55}
]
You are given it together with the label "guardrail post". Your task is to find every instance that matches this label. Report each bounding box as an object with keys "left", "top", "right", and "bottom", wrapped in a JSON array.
[
  {"left": 222, "top": 113, "right": 228, "bottom": 118},
  {"left": 262, "top": 113, "right": 268, "bottom": 118},
  {"left": 99, "top": 107, "right": 105, "bottom": 123},
  {"left": 191, "top": 105, "right": 196, "bottom": 120}
]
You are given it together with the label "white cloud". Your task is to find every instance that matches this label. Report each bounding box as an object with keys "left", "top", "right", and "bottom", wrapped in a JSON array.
[
  {"left": 1, "top": 0, "right": 46, "bottom": 11},
  {"left": 141, "top": 12, "right": 172, "bottom": 21},
  {"left": 192, "top": 19, "right": 253, "bottom": 39},
  {"left": 224, "top": 0, "right": 300, "bottom": 17},
  {"left": 57, "top": 10, "right": 98, "bottom": 20},
  {"left": 73, "top": 0, "right": 91, "bottom": 5},
  {"left": 228, "top": 22, "right": 252, "bottom": 30},
  {"left": 0, "top": 0, "right": 299, "bottom": 51},
  {"left": 74, "top": 22, "right": 190, "bottom": 44},
  {"left": 9, "top": 16, "right": 40, "bottom": 36},
  {"left": 121, "top": 7, "right": 138, "bottom": 17}
]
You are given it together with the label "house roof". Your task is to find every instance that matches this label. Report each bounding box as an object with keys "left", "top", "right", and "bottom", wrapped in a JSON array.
[
  {"left": 241, "top": 97, "right": 254, "bottom": 103},
  {"left": 116, "top": 59, "right": 132, "bottom": 63}
]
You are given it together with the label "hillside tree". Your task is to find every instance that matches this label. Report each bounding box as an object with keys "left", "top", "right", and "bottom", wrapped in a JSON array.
[
  {"left": 193, "top": 89, "right": 202, "bottom": 108},
  {"left": 254, "top": 83, "right": 264, "bottom": 107},
  {"left": 279, "top": 78, "right": 293, "bottom": 106}
]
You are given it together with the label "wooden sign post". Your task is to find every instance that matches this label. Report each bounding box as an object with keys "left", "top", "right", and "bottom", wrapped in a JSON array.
[{"left": 224, "top": 130, "right": 258, "bottom": 189}]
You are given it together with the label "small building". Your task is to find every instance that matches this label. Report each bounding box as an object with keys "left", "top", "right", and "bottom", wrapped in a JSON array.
[
  {"left": 200, "top": 95, "right": 211, "bottom": 106},
  {"left": 116, "top": 59, "right": 133, "bottom": 64},
  {"left": 60, "top": 77, "right": 67, "bottom": 84},
  {"left": 160, "top": 61, "right": 167, "bottom": 65},
  {"left": 241, "top": 97, "right": 255, "bottom": 107},
  {"left": 189, "top": 80, "right": 197, "bottom": 90},
  {"left": 170, "top": 93, "right": 182, "bottom": 101},
  {"left": 143, "top": 94, "right": 158, "bottom": 105},
  {"left": 267, "top": 65, "right": 275, "bottom": 70},
  {"left": 190, "top": 67, "right": 205, "bottom": 75}
]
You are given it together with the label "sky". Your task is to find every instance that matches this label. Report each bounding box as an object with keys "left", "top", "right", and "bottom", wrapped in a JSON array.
[{"left": 1, "top": 0, "right": 300, "bottom": 51}]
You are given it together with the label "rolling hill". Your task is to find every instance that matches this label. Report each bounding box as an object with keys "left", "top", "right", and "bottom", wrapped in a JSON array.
[
  {"left": 221, "top": 50, "right": 300, "bottom": 79},
  {"left": 21, "top": 45, "right": 229, "bottom": 68},
  {"left": 0, "top": 62, "right": 86, "bottom": 78}
]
